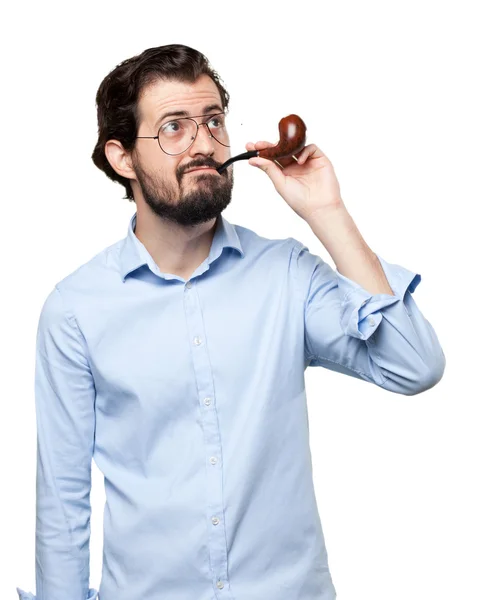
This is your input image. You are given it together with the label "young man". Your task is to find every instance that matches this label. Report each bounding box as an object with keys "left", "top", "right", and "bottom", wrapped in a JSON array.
[{"left": 17, "top": 43, "right": 445, "bottom": 600}]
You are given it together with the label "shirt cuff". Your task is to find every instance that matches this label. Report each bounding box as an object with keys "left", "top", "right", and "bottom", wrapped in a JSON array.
[
  {"left": 338, "top": 253, "right": 422, "bottom": 341},
  {"left": 16, "top": 587, "right": 99, "bottom": 600}
]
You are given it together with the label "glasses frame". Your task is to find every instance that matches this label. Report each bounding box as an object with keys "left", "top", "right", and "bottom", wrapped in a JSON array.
[{"left": 135, "top": 111, "right": 230, "bottom": 156}]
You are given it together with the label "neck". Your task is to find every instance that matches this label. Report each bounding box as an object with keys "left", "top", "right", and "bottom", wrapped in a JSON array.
[{"left": 134, "top": 210, "right": 218, "bottom": 279}]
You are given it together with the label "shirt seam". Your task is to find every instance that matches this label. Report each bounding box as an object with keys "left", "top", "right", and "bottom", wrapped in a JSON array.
[
  {"left": 291, "top": 241, "right": 318, "bottom": 363},
  {"left": 54, "top": 285, "right": 95, "bottom": 372},
  {"left": 309, "top": 352, "right": 382, "bottom": 382},
  {"left": 292, "top": 240, "right": 341, "bottom": 365}
]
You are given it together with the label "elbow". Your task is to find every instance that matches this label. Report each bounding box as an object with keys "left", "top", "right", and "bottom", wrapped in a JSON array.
[{"left": 408, "top": 349, "right": 446, "bottom": 396}]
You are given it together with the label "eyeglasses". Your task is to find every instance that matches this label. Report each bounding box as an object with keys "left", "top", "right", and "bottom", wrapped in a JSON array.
[{"left": 135, "top": 112, "right": 230, "bottom": 156}]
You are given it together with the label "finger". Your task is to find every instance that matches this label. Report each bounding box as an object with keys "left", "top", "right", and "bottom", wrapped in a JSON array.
[
  {"left": 248, "top": 156, "right": 285, "bottom": 190},
  {"left": 275, "top": 155, "right": 296, "bottom": 168},
  {"left": 277, "top": 145, "right": 319, "bottom": 167},
  {"left": 297, "top": 144, "right": 326, "bottom": 164},
  {"left": 245, "top": 140, "right": 276, "bottom": 151}
]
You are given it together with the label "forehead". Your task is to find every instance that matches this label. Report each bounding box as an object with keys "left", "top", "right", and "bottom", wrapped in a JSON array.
[{"left": 138, "top": 74, "right": 222, "bottom": 122}]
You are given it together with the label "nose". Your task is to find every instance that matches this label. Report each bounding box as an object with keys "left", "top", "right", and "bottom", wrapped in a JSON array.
[{"left": 189, "top": 122, "right": 215, "bottom": 156}]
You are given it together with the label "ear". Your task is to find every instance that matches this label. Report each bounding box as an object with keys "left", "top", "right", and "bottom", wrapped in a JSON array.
[{"left": 105, "top": 140, "right": 135, "bottom": 179}]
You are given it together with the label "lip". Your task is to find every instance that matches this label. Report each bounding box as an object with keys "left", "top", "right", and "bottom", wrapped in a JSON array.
[{"left": 186, "top": 167, "right": 218, "bottom": 174}]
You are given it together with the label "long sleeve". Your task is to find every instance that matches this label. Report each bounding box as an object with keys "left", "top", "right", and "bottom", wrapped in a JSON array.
[
  {"left": 17, "top": 286, "right": 99, "bottom": 600},
  {"left": 292, "top": 241, "right": 446, "bottom": 395}
]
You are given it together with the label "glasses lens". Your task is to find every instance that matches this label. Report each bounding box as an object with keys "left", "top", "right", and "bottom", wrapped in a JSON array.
[
  {"left": 205, "top": 113, "right": 230, "bottom": 147},
  {"left": 158, "top": 114, "right": 230, "bottom": 155}
]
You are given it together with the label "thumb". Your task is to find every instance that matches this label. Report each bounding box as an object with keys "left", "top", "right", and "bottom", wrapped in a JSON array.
[{"left": 249, "top": 157, "right": 285, "bottom": 191}]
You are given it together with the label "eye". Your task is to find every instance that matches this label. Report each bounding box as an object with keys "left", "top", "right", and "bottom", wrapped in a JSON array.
[
  {"left": 161, "top": 120, "right": 182, "bottom": 133},
  {"left": 208, "top": 114, "right": 225, "bottom": 129}
]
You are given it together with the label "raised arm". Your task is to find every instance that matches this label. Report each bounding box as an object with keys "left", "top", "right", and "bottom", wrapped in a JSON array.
[{"left": 292, "top": 241, "right": 446, "bottom": 394}]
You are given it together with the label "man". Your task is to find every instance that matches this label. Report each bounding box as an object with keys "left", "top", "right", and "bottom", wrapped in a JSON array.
[{"left": 17, "top": 44, "right": 445, "bottom": 600}]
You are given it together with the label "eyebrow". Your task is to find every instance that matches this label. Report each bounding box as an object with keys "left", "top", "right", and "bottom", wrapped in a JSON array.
[{"left": 154, "top": 103, "right": 224, "bottom": 129}]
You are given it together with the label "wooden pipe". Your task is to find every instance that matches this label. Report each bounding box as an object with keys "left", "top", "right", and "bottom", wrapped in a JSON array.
[{"left": 216, "top": 114, "right": 307, "bottom": 174}]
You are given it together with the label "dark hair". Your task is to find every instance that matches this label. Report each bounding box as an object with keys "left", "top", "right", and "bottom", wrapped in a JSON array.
[{"left": 91, "top": 44, "right": 230, "bottom": 202}]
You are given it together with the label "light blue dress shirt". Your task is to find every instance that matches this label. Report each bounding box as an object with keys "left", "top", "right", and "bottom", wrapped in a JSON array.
[{"left": 17, "top": 211, "right": 445, "bottom": 600}]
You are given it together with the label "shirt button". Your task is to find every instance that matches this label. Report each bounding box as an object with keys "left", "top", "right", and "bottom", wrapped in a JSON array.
[
  {"left": 186, "top": 281, "right": 192, "bottom": 289},
  {"left": 367, "top": 316, "right": 376, "bottom": 326},
  {"left": 203, "top": 397, "right": 211, "bottom": 406},
  {"left": 211, "top": 516, "right": 220, "bottom": 525},
  {"left": 216, "top": 581, "right": 224, "bottom": 589},
  {"left": 193, "top": 336, "right": 202, "bottom": 345},
  {"left": 210, "top": 456, "right": 218, "bottom": 465}
]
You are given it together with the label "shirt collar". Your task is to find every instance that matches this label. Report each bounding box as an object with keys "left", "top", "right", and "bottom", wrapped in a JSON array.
[{"left": 119, "top": 211, "right": 245, "bottom": 282}]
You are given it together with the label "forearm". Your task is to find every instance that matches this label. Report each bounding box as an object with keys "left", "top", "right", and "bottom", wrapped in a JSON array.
[{"left": 305, "top": 205, "right": 394, "bottom": 296}]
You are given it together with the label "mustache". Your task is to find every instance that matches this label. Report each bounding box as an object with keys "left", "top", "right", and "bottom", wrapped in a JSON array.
[{"left": 181, "top": 159, "right": 222, "bottom": 175}]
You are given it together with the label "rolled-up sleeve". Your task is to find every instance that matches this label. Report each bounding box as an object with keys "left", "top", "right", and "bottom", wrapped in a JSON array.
[
  {"left": 17, "top": 285, "right": 99, "bottom": 600},
  {"left": 291, "top": 240, "right": 446, "bottom": 395}
]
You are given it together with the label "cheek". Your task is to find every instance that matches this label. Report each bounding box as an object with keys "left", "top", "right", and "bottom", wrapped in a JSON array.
[
  {"left": 223, "top": 147, "right": 232, "bottom": 160},
  {"left": 153, "top": 159, "right": 180, "bottom": 188}
]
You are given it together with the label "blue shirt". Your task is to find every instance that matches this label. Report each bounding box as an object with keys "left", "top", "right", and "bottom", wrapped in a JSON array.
[{"left": 17, "top": 211, "right": 445, "bottom": 600}]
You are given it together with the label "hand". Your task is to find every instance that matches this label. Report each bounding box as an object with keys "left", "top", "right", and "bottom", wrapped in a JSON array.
[{"left": 245, "top": 140, "right": 345, "bottom": 221}]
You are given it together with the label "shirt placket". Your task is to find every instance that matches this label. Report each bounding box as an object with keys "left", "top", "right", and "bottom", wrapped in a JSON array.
[{"left": 184, "top": 279, "right": 234, "bottom": 599}]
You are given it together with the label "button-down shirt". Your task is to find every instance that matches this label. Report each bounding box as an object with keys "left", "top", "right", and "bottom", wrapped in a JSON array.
[{"left": 17, "top": 211, "right": 445, "bottom": 600}]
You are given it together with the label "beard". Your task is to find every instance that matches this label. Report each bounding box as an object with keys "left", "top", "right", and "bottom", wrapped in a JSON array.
[{"left": 131, "top": 154, "right": 234, "bottom": 227}]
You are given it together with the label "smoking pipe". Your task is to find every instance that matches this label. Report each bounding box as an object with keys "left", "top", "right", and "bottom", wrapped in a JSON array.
[{"left": 216, "top": 114, "right": 307, "bottom": 174}]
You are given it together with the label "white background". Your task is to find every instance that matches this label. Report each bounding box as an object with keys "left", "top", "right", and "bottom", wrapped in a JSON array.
[{"left": 2, "top": 1, "right": 477, "bottom": 599}]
